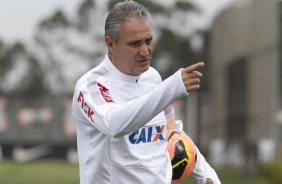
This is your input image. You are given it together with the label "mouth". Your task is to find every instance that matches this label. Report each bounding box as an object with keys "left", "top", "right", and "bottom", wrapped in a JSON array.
[{"left": 137, "top": 58, "right": 150, "bottom": 63}]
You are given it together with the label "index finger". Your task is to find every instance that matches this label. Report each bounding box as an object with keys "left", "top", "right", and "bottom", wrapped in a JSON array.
[{"left": 184, "top": 62, "right": 205, "bottom": 73}]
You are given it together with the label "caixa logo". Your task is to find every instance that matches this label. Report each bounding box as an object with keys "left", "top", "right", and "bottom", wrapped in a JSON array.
[{"left": 129, "top": 125, "right": 165, "bottom": 144}]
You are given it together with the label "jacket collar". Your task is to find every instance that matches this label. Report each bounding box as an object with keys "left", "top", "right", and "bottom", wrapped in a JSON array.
[{"left": 102, "top": 54, "right": 141, "bottom": 83}]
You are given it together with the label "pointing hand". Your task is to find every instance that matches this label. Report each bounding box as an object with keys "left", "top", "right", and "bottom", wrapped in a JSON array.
[{"left": 181, "top": 62, "right": 205, "bottom": 92}]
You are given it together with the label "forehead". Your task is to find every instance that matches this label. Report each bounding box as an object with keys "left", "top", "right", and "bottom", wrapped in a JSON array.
[{"left": 119, "top": 19, "right": 152, "bottom": 41}]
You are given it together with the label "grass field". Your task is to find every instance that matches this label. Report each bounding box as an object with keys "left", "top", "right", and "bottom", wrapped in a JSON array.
[
  {"left": 0, "top": 160, "right": 79, "bottom": 184},
  {"left": 0, "top": 159, "right": 272, "bottom": 184},
  {"left": 180, "top": 167, "right": 271, "bottom": 184}
]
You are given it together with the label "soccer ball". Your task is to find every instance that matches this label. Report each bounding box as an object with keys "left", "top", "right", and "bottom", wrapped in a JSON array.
[{"left": 166, "top": 128, "right": 197, "bottom": 183}]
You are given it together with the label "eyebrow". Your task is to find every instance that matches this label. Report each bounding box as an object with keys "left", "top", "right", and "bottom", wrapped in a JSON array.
[{"left": 127, "top": 36, "right": 153, "bottom": 45}]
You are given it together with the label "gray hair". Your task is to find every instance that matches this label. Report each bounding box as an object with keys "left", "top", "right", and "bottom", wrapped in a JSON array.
[{"left": 105, "top": 0, "right": 152, "bottom": 42}]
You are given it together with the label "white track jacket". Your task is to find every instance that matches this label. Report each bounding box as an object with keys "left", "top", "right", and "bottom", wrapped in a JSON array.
[{"left": 72, "top": 54, "right": 220, "bottom": 184}]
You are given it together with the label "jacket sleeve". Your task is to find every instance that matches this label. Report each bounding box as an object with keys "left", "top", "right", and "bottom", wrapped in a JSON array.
[
  {"left": 72, "top": 69, "right": 188, "bottom": 138},
  {"left": 164, "top": 105, "right": 175, "bottom": 121},
  {"left": 191, "top": 147, "right": 222, "bottom": 184}
]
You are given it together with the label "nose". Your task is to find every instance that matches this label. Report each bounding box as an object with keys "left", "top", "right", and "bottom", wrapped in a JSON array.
[{"left": 139, "top": 43, "right": 150, "bottom": 56}]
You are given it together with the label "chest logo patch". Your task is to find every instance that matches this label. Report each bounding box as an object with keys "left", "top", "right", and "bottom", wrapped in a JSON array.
[{"left": 129, "top": 125, "right": 165, "bottom": 144}]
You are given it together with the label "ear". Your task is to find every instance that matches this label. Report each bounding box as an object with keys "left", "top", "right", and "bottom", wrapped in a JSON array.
[{"left": 105, "top": 36, "right": 115, "bottom": 54}]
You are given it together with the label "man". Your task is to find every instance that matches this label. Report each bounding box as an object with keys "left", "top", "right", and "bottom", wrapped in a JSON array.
[{"left": 72, "top": 0, "right": 220, "bottom": 184}]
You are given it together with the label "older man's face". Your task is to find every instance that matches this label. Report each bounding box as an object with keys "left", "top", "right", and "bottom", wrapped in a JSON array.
[{"left": 108, "top": 18, "right": 154, "bottom": 76}]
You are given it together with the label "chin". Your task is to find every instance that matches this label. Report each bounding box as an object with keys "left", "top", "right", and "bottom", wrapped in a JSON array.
[
  {"left": 135, "top": 61, "right": 150, "bottom": 75},
  {"left": 139, "top": 66, "right": 150, "bottom": 74}
]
